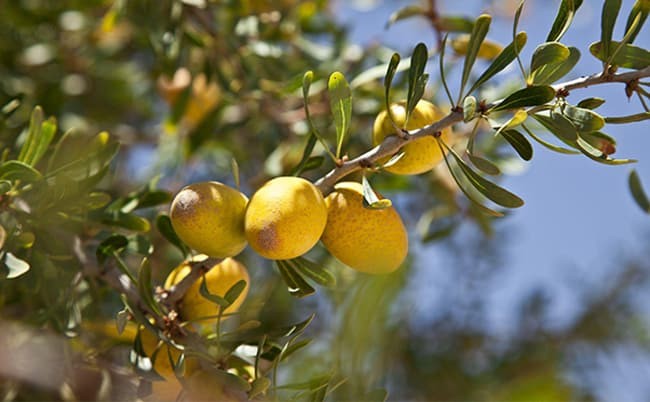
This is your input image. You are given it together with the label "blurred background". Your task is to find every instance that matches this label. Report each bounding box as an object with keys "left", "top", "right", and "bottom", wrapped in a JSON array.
[{"left": 1, "top": 0, "right": 649, "bottom": 401}]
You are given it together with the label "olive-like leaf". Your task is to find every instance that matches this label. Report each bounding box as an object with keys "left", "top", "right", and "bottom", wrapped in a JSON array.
[
  {"left": 629, "top": 169, "right": 650, "bottom": 213},
  {"left": 361, "top": 175, "right": 392, "bottom": 209},
  {"left": 18, "top": 106, "right": 44, "bottom": 164},
  {"left": 3, "top": 252, "right": 30, "bottom": 279},
  {"left": 605, "top": 112, "right": 650, "bottom": 124},
  {"left": 547, "top": 0, "right": 584, "bottom": 42},
  {"left": 137, "top": 258, "right": 163, "bottom": 316},
  {"left": 563, "top": 104, "right": 606, "bottom": 132},
  {"left": 589, "top": 41, "right": 650, "bottom": 69},
  {"left": 441, "top": 141, "right": 523, "bottom": 208},
  {"left": 437, "top": 16, "right": 474, "bottom": 33},
  {"left": 530, "top": 42, "right": 570, "bottom": 73},
  {"left": 531, "top": 46, "right": 580, "bottom": 85},
  {"left": 99, "top": 211, "right": 151, "bottom": 232},
  {"left": 384, "top": 53, "right": 401, "bottom": 115},
  {"left": 468, "top": 153, "right": 501, "bottom": 176},
  {"left": 224, "top": 280, "right": 247, "bottom": 306},
  {"left": 406, "top": 43, "right": 428, "bottom": 121},
  {"left": 276, "top": 260, "right": 315, "bottom": 298},
  {"left": 521, "top": 124, "right": 579, "bottom": 154},
  {"left": 293, "top": 71, "right": 326, "bottom": 176},
  {"left": 0, "top": 161, "right": 42, "bottom": 183},
  {"left": 328, "top": 72, "right": 352, "bottom": 159},
  {"left": 287, "top": 257, "right": 336, "bottom": 287},
  {"left": 501, "top": 129, "right": 533, "bottom": 161},
  {"left": 439, "top": 34, "right": 454, "bottom": 105},
  {"left": 580, "top": 131, "right": 617, "bottom": 155},
  {"left": 624, "top": 0, "right": 649, "bottom": 44},
  {"left": 199, "top": 274, "right": 230, "bottom": 308},
  {"left": 577, "top": 97, "right": 606, "bottom": 109},
  {"left": 601, "top": 0, "right": 622, "bottom": 63},
  {"left": 491, "top": 85, "right": 556, "bottom": 112},
  {"left": 459, "top": 14, "right": 491, "bottom": 99},
  {"left": 468, "top": 31, "right": 527, "bottom": 94},
  {"left": 96, "top": 234, "right": 129, "bottom": 264},
  {"left": 532, "top": 112, "right": 579, "bottom": 147},
  {"left": 385, "top": 5, "right": 425, "bottom": 29},
  {"left": 576, "top": 136, "right": 636, "bottom": 165},
  {"left": 249, "top": 377, "right": 272, "bottom": 399},
  {"left": 155, "top": 213, "right": 190, "bottom": 257}
]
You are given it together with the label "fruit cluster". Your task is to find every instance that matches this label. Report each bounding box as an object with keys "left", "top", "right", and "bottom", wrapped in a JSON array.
[{"left": 137, "top": 100, "right": 451, "bottom": 392}]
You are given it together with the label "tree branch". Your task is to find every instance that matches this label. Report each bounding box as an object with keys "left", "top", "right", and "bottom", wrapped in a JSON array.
[
  {"left": 315, "top": 66, "right": 650, "bottom": 194},
  {"left": 163, "top": 256, "right": 223, "bottom": 305}
]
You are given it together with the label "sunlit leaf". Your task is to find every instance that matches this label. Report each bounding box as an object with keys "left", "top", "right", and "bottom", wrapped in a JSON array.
[
  {"left": 385, "top": 5, "right": 425, "bottom": 29},
  {"left": 328, "top": 72, "right": 352, "bottom": 159},
  {"left": 99, "top": 211, "right": 150, "bottom": 232},
  {"left": 491, "top": 86, "right": 555, "bottom": 112},
  {"left": 531, "top": 46, "right": 580, "bottom": 85},
  {"left": 624, "top": 0, "right": 649, "bottom": 44},
  {"left": 563, "top": 104, "right": 605, "bottom": 132},
  {"left": 501, "top": 129, "right": 533, "bottom": 161},
  {"left": 589, "top": 40, "right": 650, "bottom": 69},
  {"left": 547, "top": 0, "right": 584, "bottom": 42},
  {"left": 468, "top": 31, "right": 527, "bottom": 94},
  {"left": 460, "top": 14, "right": 491, "bottom": 98},
  {"left": 406, "top": 43, "right": 428, "bottom": 121},
  {"left": 629, "top": 169, "right": 650, "bottom": 213},
  {"left": 531, "top": 112, "right": 579, "bottom": 147},
  {"left": 521, "top": 124, "right": 579, "bottom": 154},
  {"left": 361, "top": 175, "right": 392, "bottom": 209},
  {"left": 463, "top": 96, "right": 477, "bottom": 122},
  {"left": 0, "top": 161, "right": 42, "bottom": 183},
  {"left": 3, "top": 252, "right": 30, "bottom": 279},
  {"left": 530, "top": 42, "right": 570, "bottom": 73},
  {"left": 601, "top": 0, "right": 622, "bottom": 63},
  {"left": 576, "top": 136, "right": 636, "bottom": 165},
  {"left": 155, "top": 213, "right": 190, "bottom": 257}
]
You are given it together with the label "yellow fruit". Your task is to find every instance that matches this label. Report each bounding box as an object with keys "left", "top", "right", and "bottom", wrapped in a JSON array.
[
  {"left": 164, "top": 256, "right": 250, "bottom": 325},
  {"left": 451, "top": 34, "right": 503, "bottom": 59},
  {"left": 372, "top": 100, "right": 452, "bottom": 175},
  {"left": 244, "top": 177, "right": 327, "bottom": 260},
  {"left": 170, "top": 182, "right": 248, "bottom": 258},
  {"left": 139, "top": 328, "right": 196, "bottom": 381},
  {"left": 321, "top": 182, "right": 408, "bottom": 274},
  {"left": 184, "top": 370, "right": 248, "bottom": 402}
]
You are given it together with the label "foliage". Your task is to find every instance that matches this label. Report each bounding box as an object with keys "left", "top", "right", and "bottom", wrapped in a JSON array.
[{"left": 0, "top": 0, "right": 650, "bottom": 401}]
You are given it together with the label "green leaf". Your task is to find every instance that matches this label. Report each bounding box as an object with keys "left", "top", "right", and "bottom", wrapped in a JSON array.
[
  {"left": 521, "top": 124, "right": 579, "bottom": 154},
  {"left": 491, "top": 85, "right": 555, "bottom": 112},
  {"left": 292, "top": 135, "right": 318, "bottom": 176},
  {"left": 280, "top": 338, "right": 312, "bottom": 362},
  {"left": 467, "top": 153, "right": 501, "bottom": 176},
  {"left": 460, "top": 14, "right": 491, "bottom": 99},
  {"left": 276, "top": 260, "right": 315, "bottom": 298},
  {"left": 287, "top": 257, "right": 336, "bottom": 287},
  {"left": 231, "top": 158, "right": 240, "bottom": 191},
  {"left": 624, "top": 0, "right": 650, "bottom": 44},
  {"left": 96, "top": 235, "right": 128, "bottom": 264},
  {"left": 276, "top": 374, "right": 331, "bottom": 391},
  {"left": 137, "top": 258, "right": 162, "bottom": 316},
  {"left": 99, "top": 211, "right": 150, "bottom": 232},
  {"left": 562, "top": 104, "right": 605, "bottom": 132},
  {"left": 364, "top": 388, "right": 389, "bottom": 402},
  {"left": 383, "top": 53, "right": 401, "bottom": 124},
  {"left": 547, "top": 0, "right": 584, "bottom": 42},
  {"left": 439, "top": 34, "right": 454, "bottom": 105},
  {"left": 576, "top": 136, "right": 636, "bottom": 165},
  {"left": 577, "top": 97, "right": 606, "bottom": 109},
  {"left": 18, "top": 106, "right": 44, "bottom": 164},
  {"left": 0, "top": 161, "right": 42, "bottom": 183},
  {"left": 3, "top": 252, "right": 30, "bottom": 279},
  {"left": 463, "top": 96, "right": 477, "bottom": 122},
  {"left": 501, "top": 129, "right": 533, "bottom": 161},
  {"left": 589, "top": 40, "right": 650, "bottom": 69},
  {"left": 605, "top": 112, "right": 650, "bottom": 124},
  {"left": 532, "top": 112, "right": 579, "bottom": 147},
  {"left": 224, "top": 280, "right": 247, "bottom": 306},
  {"left": 531, "top": 46, "right": 580, "bottom": 85},
  {"left": 468, "top": 31, "right": 527, "bottom": 94},
  {"left": 406, "top": 43, "right": 429, "bottom": 121},
  {"left": 199, "top": 274, "right": 230, "bottom": 308},
  {"left": 601, "top": 0, "right": 622, "bottom": 63},
  {"left": 361, "top": 175, "right": 392, "bottom": 209},
  {"left": 328, "top": 72, "right": 352, "bottom": 159},
  {"left": 437, "top": 16, "right": 475, "bottom": 32},
  {"left": 385, "top": 5, "right": 425, "bottom": 29},
  {"left": 249, "top": 377, "right": 271, "bottom": 399},
  {"left": 441, "top": 140, "right": 524, "bottom": 209},
  {"left": 629, "top": 169, "right": 650, "bottom": 213},
  {"left": 155, "top": 213, "right": 190, "bottom": 257},
  {"left": 0, "top": 180, "right": 11, "bottom": 194},
  {"left": 127, "top": 234, "right": 154, "bottom": 256},
  {"left": 530, "top": 42, "right": 570, "bottom": 73},
  {"left": 579, "top": 131, "right": 617, "bottom": 154}
]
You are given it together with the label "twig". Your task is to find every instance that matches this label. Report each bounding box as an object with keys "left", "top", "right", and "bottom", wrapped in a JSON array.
[
  {"left": 315, "top": 66, "right": 650, "bottom": 194},
  {"left": 164, "top": 257, "right": 223, "bottom": 305}
]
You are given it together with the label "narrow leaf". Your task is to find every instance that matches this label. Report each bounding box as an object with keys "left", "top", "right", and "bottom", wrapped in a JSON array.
[
  {"left": 531, "top": 46, "right": 580, "bottom": 85},
  {"left": 547, "top": 0, "right": 584, "bottom": 42},
  {"left": 521, "top": 124, "right": 579, "bottom": 154},
  {"left": 589, "top": 40, "right": 650, "bottom": 69},
  {"left": 501, "top": 129, "right": 533, "bottom": 161},
  {"left": 288, "top": 257, "right": 336, "bottom": 287},
  {"left": 601, "top": 0, "right": 622, "bottom": 63},
  {"left": 361, "top": 175, "right": 392, "bottom": 209},
  {"left": 224, "top": 280, "right": 247, "bottom": 305},
  {"left": 605, "top": 112, "right": 650, "bottom": 124},
  {"left": 18, "top": 106, "right": 44, "bottom": 164},
  {"left": 155, "top": 213, "right": 190, "bottom": 257},
  {"left": 96, "top": 234, "right": 129, "bottom": 264},
  {"left": 576, "top": 136, "right": 636, "bottom": 165},
  {"left": 563, "top": 104, "right": 605, "bottom": 132},
  {"left": 439, "top": 34, "right": 454, "bottom": 105},
  {"left": 199, "top": 274, "right": 230, "bottom": 308},
  {"left": 384, "top": 53, "right": 401, "bottom": 115},
  {"left": 328, "top": 72, "right": 352, "bottom": 159},
  {"left": 530, "top": 42, "right": 570, "bottom": 73},
  {"left": 624, "top": 0, "right": 649, "bottom": 44},
  {"left": 468, "top": 31, "right": 528, "bottom": 94},
  {"left": 468, "top": 153, "right": 501, "bottom": 176},
  {"left": 629, "top": 169, "right": 650, "bottom": 213},
  {"left": 385, "top": 5, "right": 425, "bottom": 29},
  {"left": 406, "top": 43, "right": 428, "bottom": 121},
  {"left": 276, "top": 260, "right": 315, "bottom": 298},
  {"left": 532, "top": 112, "right": 579, "bottom": 147},
  {"left": 491, "top": 85, "right": 555, "bottom": 112},
  {"left": 577, "top": 97, "right": 606, "bottom": 109},
  {"left": 137, "top": 258, "right": 163, "bottom": 316},
  {"left": 460, "top": 14, "right": 492, "bottom": 99}
]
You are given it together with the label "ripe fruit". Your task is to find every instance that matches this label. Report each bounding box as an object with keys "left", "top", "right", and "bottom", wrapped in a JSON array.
[
  {"left": 372, "top": 100, "right": 452, "bottom": 175},
  {"left": 139, "top": 328, "right": 194, "bottom": 381},
  {"left": 170, "top": 182, "right": 248, "bottom": 258},
  {"left": 451, "top": 34, "right": 503, "bottom": 59},
  {"left": 244, "top": 176, "right": 327, "bottom": 260},
  {"left": 164, "top": 255, "right": 250, "bottom": 325},
  {"left": 321, "top": 182, "right": 408, "bottom": 274}
]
